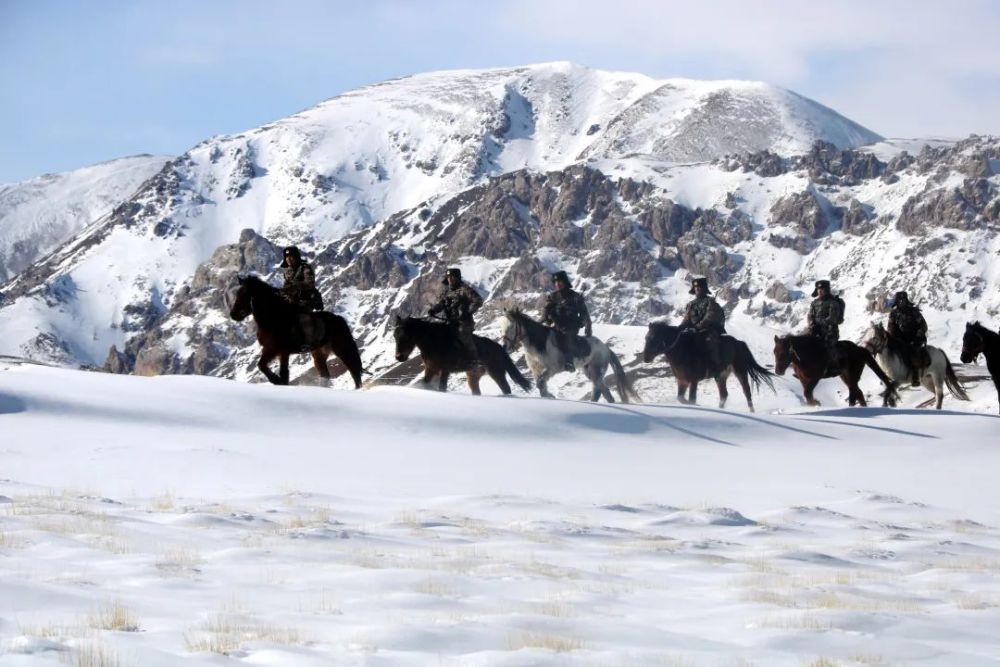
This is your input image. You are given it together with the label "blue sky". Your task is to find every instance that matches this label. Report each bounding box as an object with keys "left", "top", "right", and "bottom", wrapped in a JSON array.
[{"left": 2, "top": 0, "right": 999, "bottom": 183}]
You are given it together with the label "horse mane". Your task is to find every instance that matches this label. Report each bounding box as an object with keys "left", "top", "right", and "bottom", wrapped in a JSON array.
[
  {"left": 239, "top": 274, "right": 296, "bottom": 316},
  {"left": 506, "top": 309, "right": 552, "bottom": 351},
  {"left": 649, "top": 321, "right": 679, "bottom": 335},
  {"left": 969, "top": 321, "right": 1000, "bottom": 342}
]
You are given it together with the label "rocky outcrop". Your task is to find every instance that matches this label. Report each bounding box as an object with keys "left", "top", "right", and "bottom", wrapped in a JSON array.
[
  {"left": 897, "top": 178, "right": 1000, "bottom": 235},
  {"left": 769, "top": 189, "right": 835, "bottom": 241}
]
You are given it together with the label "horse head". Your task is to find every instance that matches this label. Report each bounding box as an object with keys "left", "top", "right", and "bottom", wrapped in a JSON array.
[
  {"left": 961, "top": 322, "right": 983, "bottom": 363},
  {"left": 392, "top": 314, "right": 417, "bottom": 362},
  {"left": 500, "top": 309, "right": 523, "bottom": 353},
  {"left": 227, "top": 275, "right": 254, "bottom": 322},
  {"left": 863, "top": 321, "right": 887, "bottom": 354},
  {"left": 773, "top": 335, "right": 792, "bottom": 376},
  {"left": 642, "top": 323, "right": 672, "bottom": 363}
]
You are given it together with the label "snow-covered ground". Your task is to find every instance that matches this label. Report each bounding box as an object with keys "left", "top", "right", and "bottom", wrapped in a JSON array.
[{"left": 2, "top": 360, "right": 999, "bottom": 666}]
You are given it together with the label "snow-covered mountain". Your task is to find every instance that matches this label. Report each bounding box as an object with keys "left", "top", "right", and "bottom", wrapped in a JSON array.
[
  {"left": 0, "top": 62, "right": 997, "bottom": 385},
  {"left": 0, "top": 155, "right": 169, "bottom": 283}
]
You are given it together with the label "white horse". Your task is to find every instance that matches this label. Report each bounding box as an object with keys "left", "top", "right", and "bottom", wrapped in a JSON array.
[
  {"left": 862, "top": 322, "right": 969, "bottom": 409},
  {"left": 501, "top": 309, "right": 639, "bottom": 403}
]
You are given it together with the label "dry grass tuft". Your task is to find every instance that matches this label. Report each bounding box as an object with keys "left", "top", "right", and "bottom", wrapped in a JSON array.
[
  {"left": 507, "top": 631, "right": 585, "bottom": 652},
  {"left": 155, "top": 545, "right": 204, "bottom": 576},
  {"left": 184, "top": 612, "right": 305, "bottom": 655},
  {"left": 88, "top": 600, "right": 139, "bottom": 632}
]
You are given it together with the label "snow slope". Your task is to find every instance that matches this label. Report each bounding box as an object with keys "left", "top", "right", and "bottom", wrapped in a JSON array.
[
  {"left": 0, "top": 155, "right": 170, "bottom": 283},
  {"left": 2, "top": 363, "right": 999, "bottom": 665}
]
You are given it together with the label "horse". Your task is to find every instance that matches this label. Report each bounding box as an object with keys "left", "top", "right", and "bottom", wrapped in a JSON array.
[
  {"left": 392, "top": 315, "right": 531, "bottom": 395},
  {"left": 500, "top": 309, "right": 639, "bottom": 403},
  {"left": 961, "top": 321, "right": 1000, "bottom": 413},
  {"left": 642, "top": 323, "right": 775, "bottom": 412},
  {"left": 227, "top": 275, "right": 363, "bottom": 388},
  {"left": 773, "top": 334, "right": 898, "bottom": 408},
  {"left": 862, "top": 322, "right": 969, "bottom": 409}
]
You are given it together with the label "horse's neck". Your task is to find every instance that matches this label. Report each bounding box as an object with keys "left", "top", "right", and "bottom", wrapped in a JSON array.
[
  {"left": 978, "top": 328, "right": 1000, "bottom": 363},
  {"left": 251, "top": 287, "right": 291, "bottom": 325},
  {"left": 517, "top": 316, "right": 550, "bottom": 349}
]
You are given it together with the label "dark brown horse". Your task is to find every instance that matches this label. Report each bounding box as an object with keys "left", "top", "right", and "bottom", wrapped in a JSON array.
[
  {"left": 643, "top": 323, "right": 775, "bottom": 412},
  {"left": 228, "top": 275, "right": 363, "bottom": 387},
  {"left": 961, "top": 321, "right": 1000, "bottom": 413},
  {"left": 773, "top": 334, "right": 897, "bottom": 407},
  {"left": 393, "top": 315, "right": 531, "bottom": 395}
]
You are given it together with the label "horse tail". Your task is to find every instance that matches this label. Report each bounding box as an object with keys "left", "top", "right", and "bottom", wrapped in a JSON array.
[
  {"left": 735, "top": 341, "right": 776, "bottom": 394},
  {"left": 326, "top": 314, "right": 364, "bottom": 389},
  {"left": 608, "top": 349, "right": 641, "bottom": 404},
  {"left": 861, "top": 346, "right": 899, "bottom": 407},
  {"left": 502, "top": 350, "right": 533, "bottom": 392},
  {"left": 943, "top": 354, "right": 971, "bottom": 401}
]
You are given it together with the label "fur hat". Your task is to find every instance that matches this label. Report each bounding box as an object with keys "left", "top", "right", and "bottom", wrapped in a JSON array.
[
  {"left": 688, "top": 277, "right": 711, "bottom": 296},
  {"left": 893, "top": 290, "right": 909, "bottom": 306},
  {"left": 280, "top": 246, "right": 302, "bottom": 268},
  {"left": 811, "top": 280, "right": 832, "bottom": 297},
  {"left": 551, "top": 270, "right": 572, "bottom": 288},
  {"left": 443, "top": 267, "right": 462, "bottom": 285}
]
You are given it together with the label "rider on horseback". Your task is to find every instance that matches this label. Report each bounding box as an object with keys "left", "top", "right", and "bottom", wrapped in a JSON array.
[
  {"left": 542, "top": 270, "right": 592, "bottom": 371},
  {"left": 807, "top": 279, "right": 845, "bottom": 373},
  {"left": 428, "top": 268, "right": 484, "bottom": 368},
  {"left": 887, "top": 290, "right": 929, "bottom": 386},
  {"left": 679, "top": 277, "right": 725, "bottom": 373},
  {"left": 280, "top": 246, "right": 325, "bottom": 352},
  {"left": 280, "top": 246, "right": 323, "bottom": 312}
]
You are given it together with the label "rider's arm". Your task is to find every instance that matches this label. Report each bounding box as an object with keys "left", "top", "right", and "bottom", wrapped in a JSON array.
[{"left": 428, "top": 291, "right": 445, "bottom": 316}]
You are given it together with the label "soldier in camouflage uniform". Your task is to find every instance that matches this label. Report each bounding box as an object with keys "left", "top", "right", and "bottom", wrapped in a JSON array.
[
  {"left": 428, "top": 267, "right": 484, "bottom": 367},
  {"left": 887, "top": 290, "right": 929, "bottom": 385},
  {"left": 280, "top": 246, "right": 322, "bottom": 312},
  {"left": 542, "top": 270, "right": 593, "bottom": 370},
  {"left": 679, "top": 277, "right": 726, "bottom": 372},
  {"left": 807, "top": 279, "right": 846, "bottom": 372}
]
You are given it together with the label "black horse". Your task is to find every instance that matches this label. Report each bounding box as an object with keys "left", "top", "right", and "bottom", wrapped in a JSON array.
[
  {"left": 393, "top": 315, "right": 531, "bottom": 395},
  {"left": 774, "top": 334, "right": 897, "bottom": 408},
  {"left": 642, "top": 323, "right": 775, "bottom": 411},
  {"left": 228, "top": 275, "right": 363, "bottom": 387},
  {"left": 961, "top": 321, "right": 1000, "bottom": 413}
]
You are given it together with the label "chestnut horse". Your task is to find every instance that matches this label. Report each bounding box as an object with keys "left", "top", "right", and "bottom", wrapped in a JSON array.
[
  {"left": 393, "top": 315, "right": 531, "bottom": 395},
  {"left": 773, "top": 334, "right": 897, "bottom": 407},
  {"left": 228, "top": 275, "right": 363, "bottom": 387},
  {"left": 642, "top": 322, "right": 775, "bottom": 412}
]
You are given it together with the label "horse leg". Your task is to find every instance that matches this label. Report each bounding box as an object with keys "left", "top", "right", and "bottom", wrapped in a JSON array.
[
  {"left": 676, "top": 381, "right": 688, "bottom": 404},
  {"left": 421, "top": 366, "right": 437, "bottom": 390},
  {"left": 932, "top": 372, "right": 944, "bottom": 410},
  {"left": 279, "top": 353, "right": 290, "bottom": 385},
  {"left": 257, "top": 349, "right": 282, "bottom": 385},
  {"left": 537, "top": 372, "right": 554, "bottom": 399},
  {"left": 689, "top": 381, "right": 698, "bottom": 406},
  {"left": 803, "top": 377, "right": 821, "bottom": 407},
  {"left": 735, "top": 369, "right": 754, "bottom": 413},
  {"left": 467, "top": 369, "right": 483, "bottom": 396},
  {"left": 312, "top": 349, "right": 331, "bottom": 387},
  {"left": 715, "top": 374, "right": 728, "bottom": 410},
  {"left": 439, "top": 372, "right": 450, "bottom": 393}
]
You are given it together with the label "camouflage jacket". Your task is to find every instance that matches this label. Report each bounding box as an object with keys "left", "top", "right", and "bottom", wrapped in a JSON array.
[
  {"left": 542, "top": 288, "right": 592, "bottom": 333},
  {"left": 808, "top": 295, "right": 845, "bottom": 332},
  {"left": 680, "top": 296, "right": 725, "bottom": 333},
  {"left": 888, "top": 304, "right": 927, "bottom": 342},
  {"left": 429, "top": 282, "right": 483, "bottom": 326},
  {"left": 283, "top": 262, "right": 316, "bottom": 295}
]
